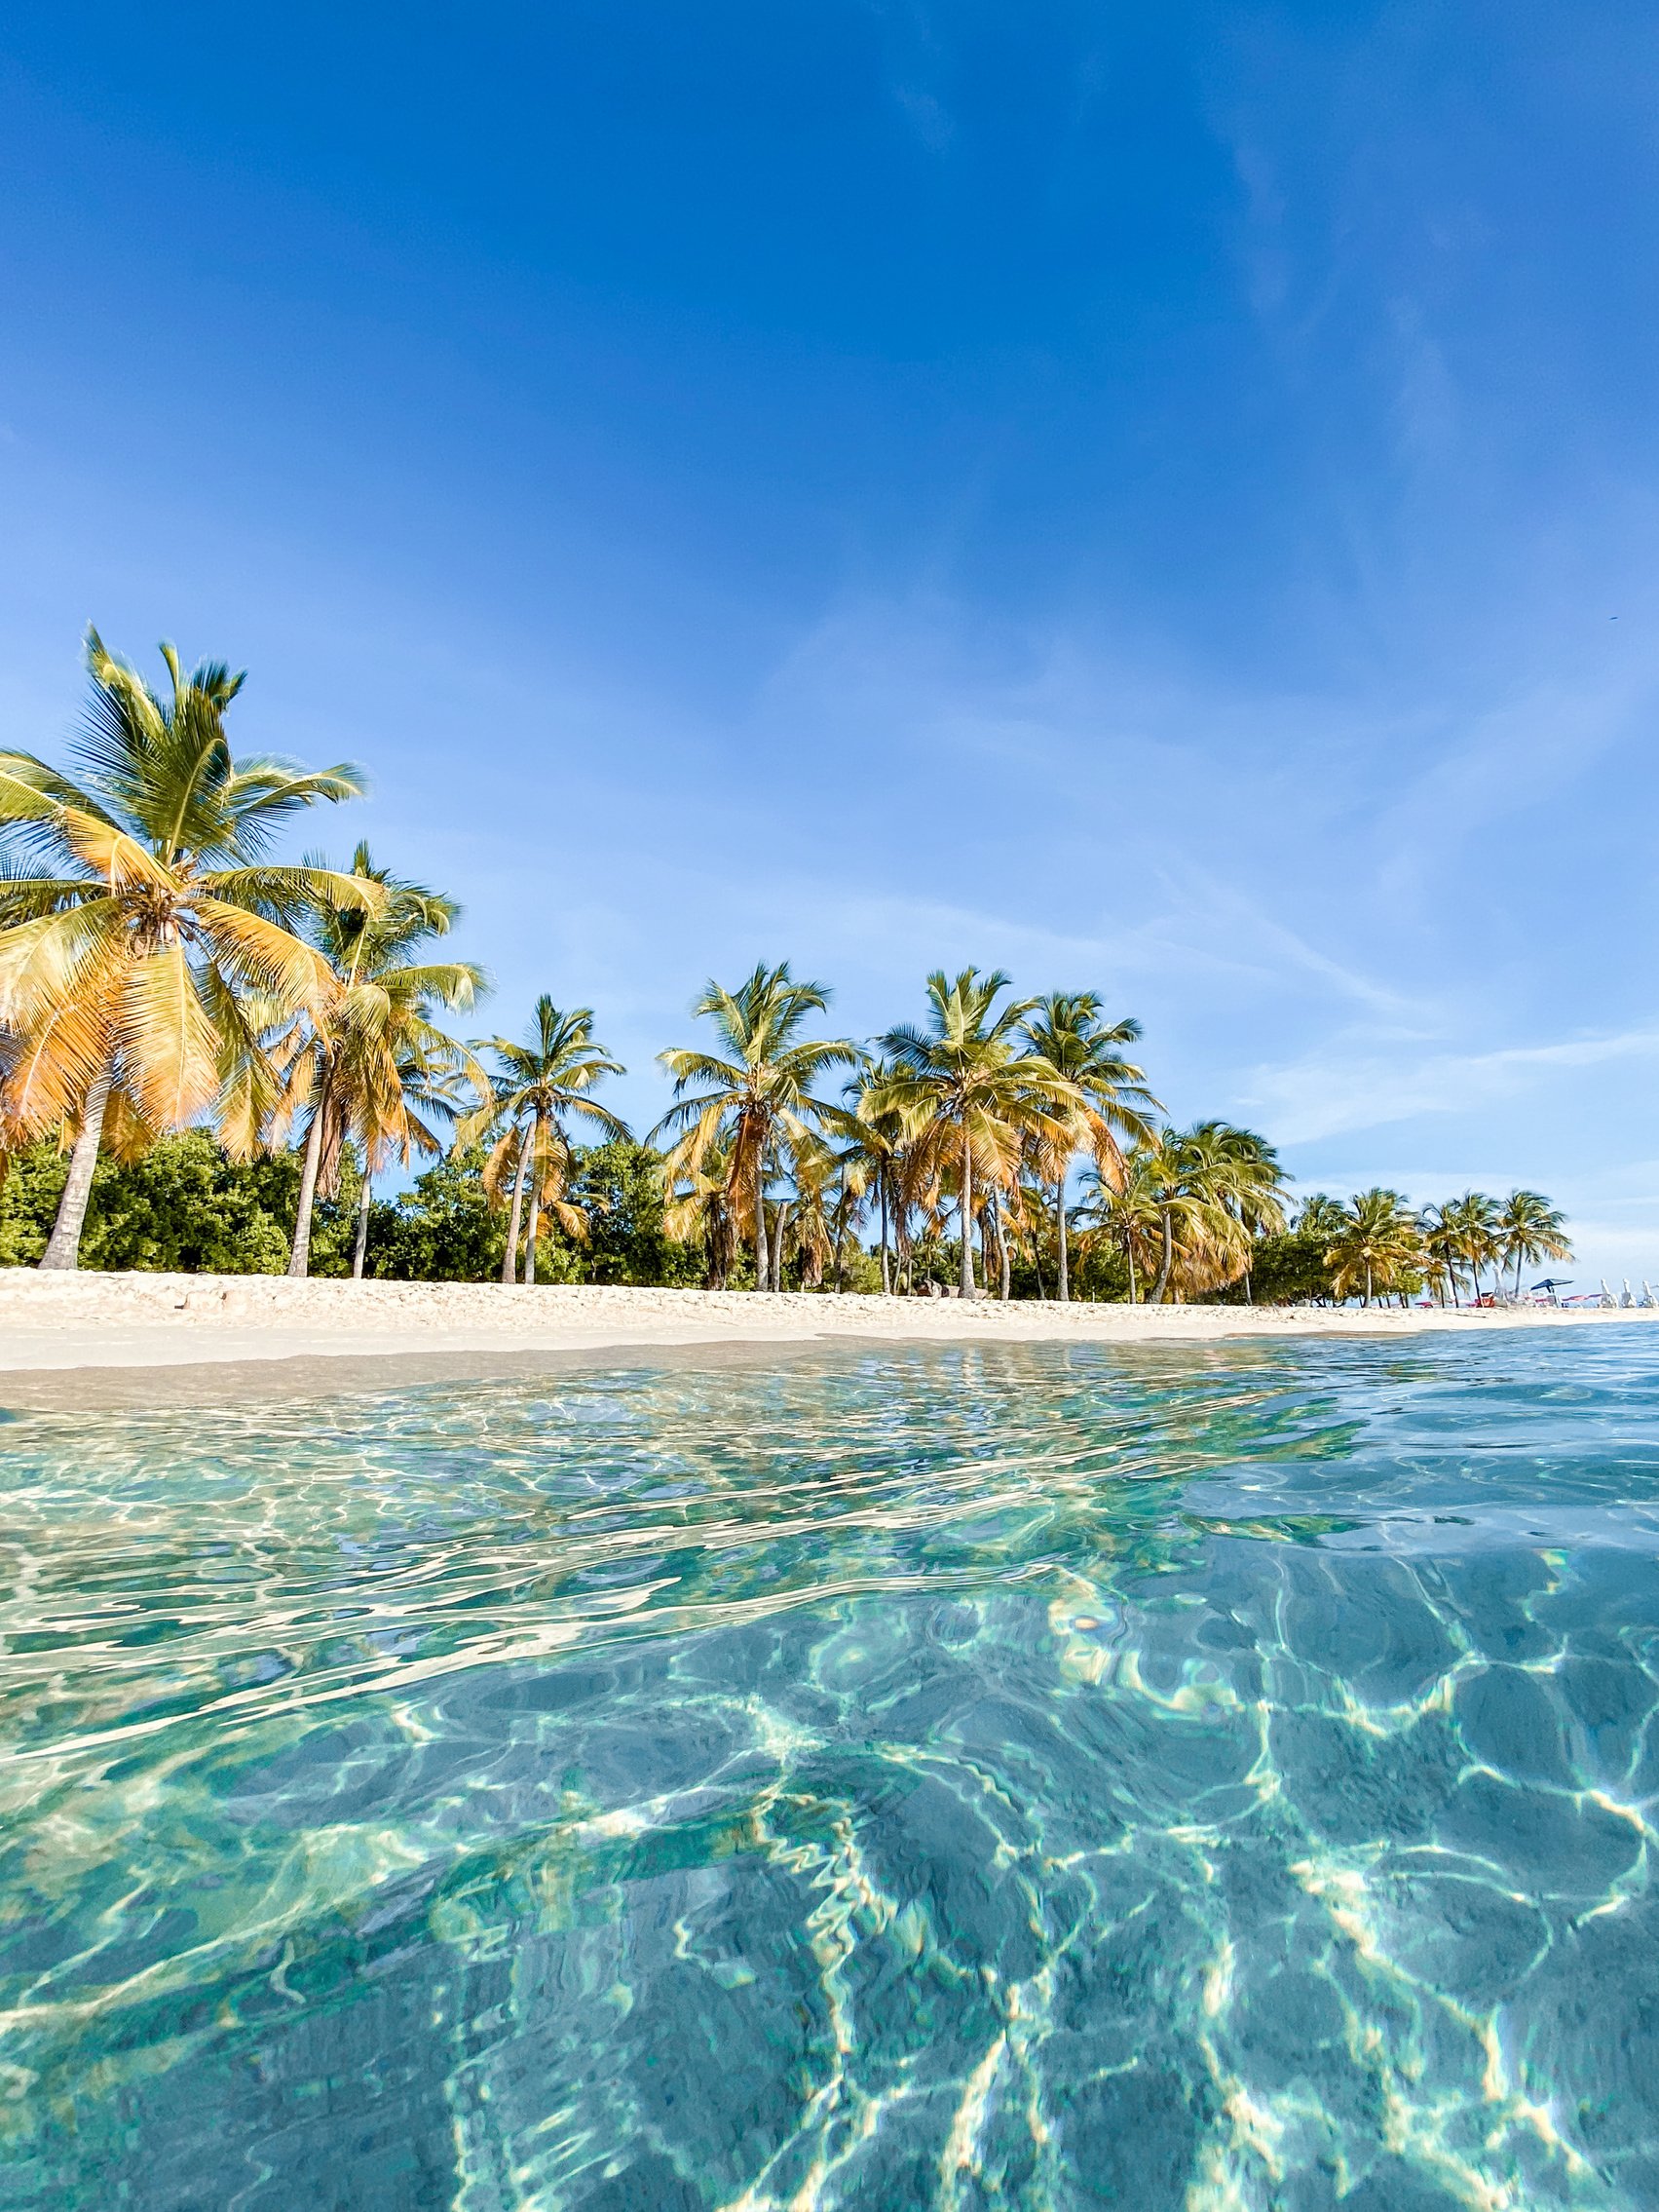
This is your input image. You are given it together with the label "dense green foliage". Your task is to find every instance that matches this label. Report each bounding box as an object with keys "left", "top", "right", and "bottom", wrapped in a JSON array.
[
  {"left": 0, "top": 1134, "right": 358, "bottom": 1275},
  {"left": 0, "top": 1133, "right": 710, "bottom": 1285}
]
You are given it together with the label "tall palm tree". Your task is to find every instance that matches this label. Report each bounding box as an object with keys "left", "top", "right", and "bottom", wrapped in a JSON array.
[
  {"left": 1416, "top": 1202, "right": 1463, "bottom": 1306},
  {"left": 1133, "top": 1125, "right": 1270, "bottom": 1304},
  {"left": 1075, "top": 1152, "right": 1166, "bottom": 1304},
  {"left": 827, "top": 1142, "right": 871, "bottom": 1292},
  {"left": 1191, "top": 1120, "right": 1289, "bottom": 1302},
  {"left": 655, "top": 963, "right": 859, "bottom": 1292},
  {"left": 848, "top": 1065, "right": 909, "bottom": 1295},
  {"left": 1297, "top": 1194, "right": 1348, "bottom": 1241},
  {"left": 1444, "top": 1191, "right": 1502, "bottom": 1302},
  {"left": 870, "top": 970, "right": 1076, "bottom": 1300},
  {"left": 349, "top": 1036, "right": 475, "bottom": 1278},
  {"left": 1496, "top": 1189, "right": 1571, "bottom": 1298},
  {"left": 662, "top": 1135, "right": 742, "bottom": 1288},
  {"left": 466, "top": 999, "right": 629, "bottom": 1284},
  {"left": 0, "top": 629, "right": 367, "bottom": 1269},
  {"left": 1326, "top": 1189, "right": 1423, "bottom": 1307},
  {"left": 1295, "top": 1194, "right": 1349, "bottom": 1305},
  {"left": 282, "top": 845, "right": 486, "bottom": 1278},
  {"left": 1021, "top": 992, "right": 1158, "bottom": 1302}
]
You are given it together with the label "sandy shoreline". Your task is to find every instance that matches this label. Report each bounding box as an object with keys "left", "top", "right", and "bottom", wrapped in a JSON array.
[{"left": 1, "top": 1267, "right": 1653, "bottom": 1383}]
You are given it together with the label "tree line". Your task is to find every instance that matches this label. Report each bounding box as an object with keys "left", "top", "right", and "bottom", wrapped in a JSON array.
[{"left": 0, "top": 632, "right": 1570, "bottom": 1303}]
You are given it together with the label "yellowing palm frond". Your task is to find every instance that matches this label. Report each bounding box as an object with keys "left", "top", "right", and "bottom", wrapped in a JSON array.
[
  {"left": 114, "top": 944, "right": 221, "bottom": 1128},
  {"left": 190, "top": 897, "right": 336, "bottom": 1011}
]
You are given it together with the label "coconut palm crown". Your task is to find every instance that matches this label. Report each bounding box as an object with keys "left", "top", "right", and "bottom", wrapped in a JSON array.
[
  {"left": 1021, "top": 992, "right": 1159, "bottom": 1303},
  {"left": 1496, "top": 1188, "right": 1572, "bottom": 1297},
  {"left": 654, "top": 962, "right": 860, "bottom": 1291},
  {"left": 466, "top": 997, "right": 630, "bottom": 1284},
  {"left": 0, "top": 629, "right": 369, "bottom": 1267},
  {"left": 281, "top": 843, "right": 488, "bottom": 1278},
  {"left": 1327, "top": 1188, "right": 1424, "bottom": 1307},
  {"left": 869, "top": 969, "right": 1077, "bottom": 1300}
]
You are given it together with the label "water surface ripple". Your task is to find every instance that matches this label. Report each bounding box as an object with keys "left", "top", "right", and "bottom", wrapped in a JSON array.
[{"left": 4, "top": 1333, "right": 1659, "bottom": 2208}]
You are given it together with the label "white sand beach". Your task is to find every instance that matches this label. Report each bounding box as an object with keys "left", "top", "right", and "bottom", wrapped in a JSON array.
[{"left": 1, "top": 1267, "right": 1652, "bottom": 1379}]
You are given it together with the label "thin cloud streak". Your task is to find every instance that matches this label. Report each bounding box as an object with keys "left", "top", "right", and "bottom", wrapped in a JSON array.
[{"left": 1244, "top": 1025, "right": 1659, "bottom": 1144}]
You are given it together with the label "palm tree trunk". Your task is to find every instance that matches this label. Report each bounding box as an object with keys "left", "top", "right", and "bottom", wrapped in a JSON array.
[
  {"left": 1055, "top": 1174, "right": 1069, "bottom": 1303},
  {"left": 352, "top": 1165, "right": 372, "bottom": 1279},
  {"left": 753, "top": 1143, "right": 770, "bottom": 1293},
  {"left": 502, "top": 1131, "right": 530, "bottom": 1285},
  {"left": 997, "top": 1195, "right": 1011, "bottom": 1301},
  {"left": 879, "top": 1180, "right": 891, "bottom": 1295},
  {"left": 1126, "top": 1240, "right": 1138, "bottom": 1305},
  {"left": 39, "top": 1065, "right": 114, "bottom": 1272},
  {"left": 960, "top": 1130, "right": 975, "bottom": 1299},
  {"left": 524, "top": 1114, "right": 544, "bottom": 1285},
  {"left": 1364, "top": 1261, "right": 1373, "bottom": 1308},
  {"left": 287, "top": 1070, "right": 332, "bottom": 1278},
  {"left": 771, "top": 1201, "right": 788, "bottom": 1292},
  {"left": 1153, "top": 1206, "right": 1175, "bottom": 1304}
]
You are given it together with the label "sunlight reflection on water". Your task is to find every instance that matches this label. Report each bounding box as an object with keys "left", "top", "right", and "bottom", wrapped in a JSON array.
[{"left": 3, "top": 1333, "right": 1658, "bottom": 2208}]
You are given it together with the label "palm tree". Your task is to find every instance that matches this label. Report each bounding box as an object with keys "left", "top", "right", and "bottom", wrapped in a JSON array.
[
  {"left": 1192, "top": 1120, "right": 1289, "bottom": 1302},
  {"left": 281, "top": 845, "right": 486, "bottom": 1278},
  {"left": 1326, "top": 1189, "right": 1423, "bottom": 1307},
  {"left": 1416, "top": 1202, "right": 1463, "bottom": 1306},
  {"left": 1443, "top": 1191, "right": 1502, "bottom": 1302},
  {"left": 1073, "top": 1150, "right": 1163, "bottom": 1303},
  {"left": 466, "top": 999, "right": 629, "bottom": 1284},
  {"left": 870, "top": 970, "right": 1076, "bottom": 1300},
  {"left": 662, "top": 1135, "right": 742, "bottom": 1288},
  {"left": 1021, "top": 993, "right": 1158, "bottom": 1302},
  {"left": 655, "top": 963, "right": 859, "bottom": 1292},
  {"left": 1295, "top": 1194, "right": 1349, "bottom": 1305},
  {"left": 0, "top": 629, "right": 367, "bottom": 1269},
  {"left": 827, "top": 1143, "right": 870, "bottom": 1292},
  {"left": 349, "top": 1036, "right": 475, "bottom": 1278},
  {"left": 848, "top": 1065, "right": 909, "bottom": 1295},
  {"left": 1135, "top": 1125, "right": 1261, "bottom": 1304},
  {"left": 1496, "top": 1189, "right": 1571, "bottom": 1299},
  {"left": 1297, "top": 1194, "right": 1348, "bottom": 1241}
]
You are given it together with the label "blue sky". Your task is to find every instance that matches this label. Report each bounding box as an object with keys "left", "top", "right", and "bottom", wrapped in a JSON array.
[{"left": 4, "top": 2, "right": 1659, "bottom": 1282}]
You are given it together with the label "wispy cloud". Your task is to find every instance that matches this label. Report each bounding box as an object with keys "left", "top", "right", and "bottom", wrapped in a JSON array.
[{"left": 1241, "top": 1024, "right": 1659, "bottom": 1143}]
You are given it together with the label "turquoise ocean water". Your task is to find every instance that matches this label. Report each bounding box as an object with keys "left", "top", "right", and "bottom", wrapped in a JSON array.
[{"left": 3, "top": 1332, "right": 1659, "bottom": 2208}]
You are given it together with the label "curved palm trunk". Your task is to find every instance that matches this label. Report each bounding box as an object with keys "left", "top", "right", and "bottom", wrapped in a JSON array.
[
  {"left": 1055, "top": 1174, "right": 1069, "bottom": 1304},
  {"left": 352, "top": 1166, "right": 372, "bottom": 1279},
  {"left": 287, "top": 1069, "right": 333, "bottom": 1278},
  {"left": 1153, "top": 1206, "right": 1175, "bottom": 1304},
  {"left": 39, "top": 1065, "right": 114, "bottom": 1272},
  {"left": 960, "top": 1129, "right": 975, "bottom": 1299},
  {"left": 879, "top": 1180, "right": 891, "bottom": 1296},
  {"left": 771, "top": 1201, "right": 788, "bottom": 1293},
  {"left": 1364, "top": 1260, "right": 1373, "bottom": 1308},
  {"left": 502, "top": 1130, "right": 530, "bottom": 1285},
  {"left": 994, "top": 1193, "right": 1011, "bottom": 1301},
  {"left": 1126, "top": 1239, "right": 1138, "bottom": 1306}
]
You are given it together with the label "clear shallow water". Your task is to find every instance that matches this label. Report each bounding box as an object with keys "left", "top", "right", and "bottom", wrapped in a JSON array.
[{"left": 3, "top": 1336, "right": 1659, "bottom": 2210}]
